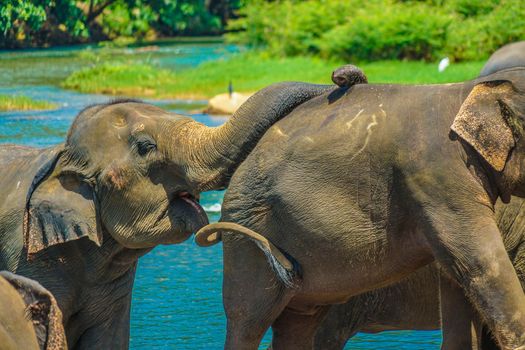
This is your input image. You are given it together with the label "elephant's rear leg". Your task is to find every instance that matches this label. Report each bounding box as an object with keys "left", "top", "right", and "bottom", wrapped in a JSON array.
[
  {"left": 271, "top": 306, "right": 330, "bottom": 350},
  {"left": 222, "top": 235, "right": 295, "bottom": 350}
]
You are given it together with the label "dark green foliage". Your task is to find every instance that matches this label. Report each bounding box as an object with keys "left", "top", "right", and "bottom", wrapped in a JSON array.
[
  {"left": 148, "top": 0, "right": 222, "bottom": 36},
  {"left": 449, "top": 0, "right": 500, "bottom": 17},
  {"left": 0, "top": 1, "right": 46, "bottom": 34},
  {"left": 227, "top": 0, "right": 525, "bottom": 61},
  {"left": 0, "top": 0, "right": 242, "bottom": 48},
  {"left": 0, "top": 0, "right": 87, "bottom": 47},
  {"left": 318, "top": 2, "right": 451, "bottom": 61},
  {"left": 446, "top": 0, "right": 525, "bottom": 60},
  {"left": 226, "top": 0, "right": 358, "bottom": 56}
]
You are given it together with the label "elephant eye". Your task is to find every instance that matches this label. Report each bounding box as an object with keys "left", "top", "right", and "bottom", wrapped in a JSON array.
[{"left": 135, "top": 137, "right": 157, "bottom": 156}]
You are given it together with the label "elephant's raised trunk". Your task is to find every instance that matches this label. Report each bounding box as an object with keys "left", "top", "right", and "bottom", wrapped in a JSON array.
[{"left": 182, "top": 82, "right": 338, "bottom": 192}]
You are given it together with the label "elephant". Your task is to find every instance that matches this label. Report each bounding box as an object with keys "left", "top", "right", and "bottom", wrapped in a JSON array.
[
  {"left": 0, "top": 271, "right": 66, "bottom": 350},
  {"left": 312, "top": 196, "right": 525, "bottom": 349},
  {"left": 196, "top": 66, "right": 525, "bottom": 349},
  {"left": 0, "top": 73, "right": 360, "bottom": 349},
  {"left": 480, "top": 41, "right": 525, "bottom": 77},
  {"left": 310, "top": 43, "right": 525, "bottom": 350}
]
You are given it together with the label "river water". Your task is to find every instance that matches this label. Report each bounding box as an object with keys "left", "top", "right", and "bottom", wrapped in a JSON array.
[{"left": 0, "top": 41, "right": 441, "bottom": 349}]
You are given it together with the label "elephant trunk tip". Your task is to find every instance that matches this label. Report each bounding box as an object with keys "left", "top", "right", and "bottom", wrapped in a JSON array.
[{"left": 332, "top": 64, "right": 368, "bottom": 88}]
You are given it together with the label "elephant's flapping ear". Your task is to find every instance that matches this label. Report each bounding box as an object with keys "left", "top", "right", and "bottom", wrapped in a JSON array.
[
  {"left": 0, "top": 271, "right": 67, "bottom": 349},
  {"left": 23, "top": 145, "right": 102, "bottom": 258},
  {"left": 451, "top": 80, "right": 524, "bottom": 171}
]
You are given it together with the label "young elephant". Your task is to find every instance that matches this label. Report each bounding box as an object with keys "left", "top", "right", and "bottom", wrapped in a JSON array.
[
  {"left": 0, "top": 79, "right": 350, "bottom": 349},
  {"left": 197, "top": 67, "right": 525, "bottom": 349},
  {"left": 0, "top": 271, "right": 66, "bottom": 350}
]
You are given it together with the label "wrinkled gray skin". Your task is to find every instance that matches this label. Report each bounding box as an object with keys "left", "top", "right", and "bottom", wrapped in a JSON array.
[
  {"left": 313, "top": 197, "right": 525, "bottom": 349},
  {"left": 480, "top": 42, "right": 525, "bottom": 77},
  {"left": 442, "top": 41, "right": 525, "bottom": 349},
  {"left": 315, "top": 45, "right": 525, "bottom": 350},
  {"left": 0, "top": 81, "right": 343, "bottom": 349},
  {"left": 314, "top": 265, "right": 440, "bottom": 349},
  {"left": 0, "top": 271, "right": 66, "bottom": 350},
  {"left": 199, "top": 67, "right": 525, "bottom": 349}
]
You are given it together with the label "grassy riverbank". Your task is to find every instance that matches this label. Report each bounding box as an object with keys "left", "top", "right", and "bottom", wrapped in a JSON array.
[
  {"left": 0, "top": 95, "right": 57, "bottom": 111},
  {"left": 62, "top": 53, "right": 485, "bottom": 99}
]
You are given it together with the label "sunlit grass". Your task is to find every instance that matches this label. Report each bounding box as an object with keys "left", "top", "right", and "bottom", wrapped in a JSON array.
[
  {"left": 362, "top": 60, "right": 485, "bottom": 84},
  {"left": 62, "top": 52, "right": 486, "bottom": 99},
  {"left": 0, "top": 95, "right": 57, "bottom": 111}
]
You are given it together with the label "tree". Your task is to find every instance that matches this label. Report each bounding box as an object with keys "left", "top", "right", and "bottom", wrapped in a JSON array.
[{"left": 0, "top": 0, "right": 242, "bottom": 48}]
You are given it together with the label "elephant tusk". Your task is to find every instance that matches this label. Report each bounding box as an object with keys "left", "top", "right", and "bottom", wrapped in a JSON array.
[{"left": 195, "top": 222, "right": 293, "bottom": 271}]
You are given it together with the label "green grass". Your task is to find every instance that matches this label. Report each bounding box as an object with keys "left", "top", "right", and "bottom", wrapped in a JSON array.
[
  {"left": 62, "top": 52, "right": 486, "bottom": 99},
  {"left": 0, "top": 95, "right": 58, "bottom": 111}
]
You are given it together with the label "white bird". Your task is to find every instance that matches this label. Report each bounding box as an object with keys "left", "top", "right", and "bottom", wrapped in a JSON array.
[{"left": 438, "top": 57, "right": 450, "bottom": 72}]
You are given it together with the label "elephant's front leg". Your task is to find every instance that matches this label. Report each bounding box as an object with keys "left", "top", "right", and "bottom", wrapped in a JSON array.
[
  {"left": 422, "top": 209, "right": 525, "bottom": 349},
  {"left": 74, "top": 291, "right": 132, "bottom": 350}
]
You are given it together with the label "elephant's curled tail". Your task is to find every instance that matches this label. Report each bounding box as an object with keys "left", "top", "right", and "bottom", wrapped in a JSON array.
[{"left": 195, "top": 222, "right": 299, "bottom": 288}]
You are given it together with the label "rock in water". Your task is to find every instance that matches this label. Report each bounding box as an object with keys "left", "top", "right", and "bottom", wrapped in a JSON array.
[{"left": 206, "top": 92, "right": 252, "bottom": 115}]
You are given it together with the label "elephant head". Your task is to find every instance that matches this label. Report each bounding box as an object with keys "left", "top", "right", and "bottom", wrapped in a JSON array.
[
  {"left": 451, "top": 67, "right": 525, "bottom": 201},
  {"left": 23, "top": 82, "right": 348, "bottom": 256}
]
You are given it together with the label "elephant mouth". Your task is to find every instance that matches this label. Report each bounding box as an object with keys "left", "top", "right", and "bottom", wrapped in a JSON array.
[
  {"left": 171, "top": 191, "right": 209, "bottom": 233},
  {"left": 177, "top": 191, "right": 206, "bottom": 217}
]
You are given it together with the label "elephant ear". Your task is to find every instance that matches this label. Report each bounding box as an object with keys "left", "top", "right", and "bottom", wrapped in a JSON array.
[
  {"left": 23, "top": 146, "right": 102, "bottom": 258},
  {"left": 451, "top": 80, "right": 523, "bottom": 171},
  {"left": 0, "top": 271, "right": 67, "bottom": 349}
]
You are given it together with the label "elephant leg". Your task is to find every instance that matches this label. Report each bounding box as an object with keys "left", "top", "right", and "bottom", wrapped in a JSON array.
[
  {"left": 271, "top": 306, "right": 330, "bottom": 350},
  {"left": 421, "top": 210, "right": 525, "bottom": 349},
  {"left": 479, "top": 325, "right": 501, "bottom": 350},
  {"left": 224, "top": 283, "right": 292, "bottom": 350},
  {"left": 74, "top": 292, "right": 132, "bottom": 350},
  {"left": 223, "top": 235, "right": 294, "bottom": 350},
  {"left": 439, "top": 272, "right": 476, "bottom": 350},
  {"left": 313, "top": 299, "right": 367, "bottom": 350}
]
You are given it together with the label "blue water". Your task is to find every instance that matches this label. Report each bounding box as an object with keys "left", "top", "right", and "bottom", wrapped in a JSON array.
[{"left": 0, "top": 43, "right": 441, "bottom": 349}]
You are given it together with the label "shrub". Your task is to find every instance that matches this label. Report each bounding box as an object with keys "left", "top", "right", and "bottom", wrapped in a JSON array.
[
  {"left": 447, "top": 0, "right": 500, "bottom": 17},
  {"left": 226, "top": 0, "right": 361, "bottom": 56},
  {"left": 318, "top": 1, "right": 452, "bottom": 61},
  {"left": 445, "top": 0, "right": 525, "bottom": 61},
  {"left": 227, "top": 0, "right": 525, "bottom": 62}
]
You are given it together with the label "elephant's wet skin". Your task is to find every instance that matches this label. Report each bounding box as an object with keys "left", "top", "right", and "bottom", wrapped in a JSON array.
[
  {"left": 198, "top": 68, "right": 525, "bottom": 349},
  {"left": 0, "top": 77, "right": 348, "bottom": 349}
]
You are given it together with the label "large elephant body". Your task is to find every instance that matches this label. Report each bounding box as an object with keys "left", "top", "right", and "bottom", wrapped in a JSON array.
[
  {"left": 314, "top": 197, "right": 525, "bottom": 349},
  {"left": 197, "top": 67, "right": 525, "bottom": 349},
  {"left": 0, "top": 80, "right": 348, "bottom": 348},
  {"left": 313, "top": 42, "right": 525, "bottom": 350}
]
